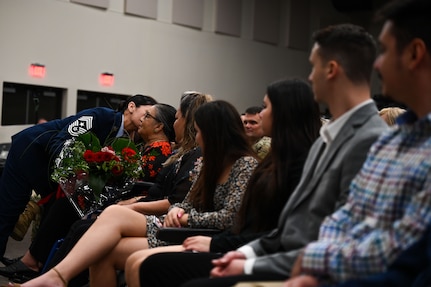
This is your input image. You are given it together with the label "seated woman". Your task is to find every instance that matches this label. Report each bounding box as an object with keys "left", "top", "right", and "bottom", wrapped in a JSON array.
[
  {"left": 16, "top": 100, "right": 258, "bottom": 287},
  {"left": 124, "top": 78, "right": 322, "bottom": 287},
  {"left": 0, "top": 102, "right": 176, "bottom": 282},
  {"left": 135, "top": 103, "right": 176, "bottom": 182}
]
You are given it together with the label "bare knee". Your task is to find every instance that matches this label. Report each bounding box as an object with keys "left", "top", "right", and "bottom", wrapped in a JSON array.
[{"left": 125, "top": 252, "right": 143, "bottom": 287}]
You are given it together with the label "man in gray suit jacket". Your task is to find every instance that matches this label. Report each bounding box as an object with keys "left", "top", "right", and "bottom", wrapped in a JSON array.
[{"left": 175, "top": 24, "right": 388, "bottom": 287}]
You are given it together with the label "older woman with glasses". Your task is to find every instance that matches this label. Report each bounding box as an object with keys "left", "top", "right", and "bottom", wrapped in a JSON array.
[{"left": 136, "top": 104, "right": 176, "bottom": 182}]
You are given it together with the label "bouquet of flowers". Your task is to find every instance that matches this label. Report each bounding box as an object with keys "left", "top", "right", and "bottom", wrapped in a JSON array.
[{"left": 52, "top": 132, "right": 143, "bottom": 217}]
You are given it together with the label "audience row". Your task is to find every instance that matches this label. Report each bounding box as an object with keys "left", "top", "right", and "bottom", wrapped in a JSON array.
[{"left": 0, "top": 0, "right": 429, "bottom": 287}]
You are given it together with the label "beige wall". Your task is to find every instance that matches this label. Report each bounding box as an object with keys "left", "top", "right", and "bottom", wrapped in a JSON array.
[{"left": 0, "top": 0, "right": 379, "bottom": 142}]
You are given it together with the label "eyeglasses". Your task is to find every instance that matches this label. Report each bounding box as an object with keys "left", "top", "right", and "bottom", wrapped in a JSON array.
[{"left": 144, "top": 111, "right": 160, "bottom": 122}]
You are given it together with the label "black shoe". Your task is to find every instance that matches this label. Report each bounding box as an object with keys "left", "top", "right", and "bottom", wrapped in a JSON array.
[
  {"left": 8, "top": 272, "right": 38, "bottom": 283},
  {"left": 0, "top": 260, "right": 38, "bottom": 279},
  {"left": 0, "top": 256, "right": 22, "bottom": 266}
]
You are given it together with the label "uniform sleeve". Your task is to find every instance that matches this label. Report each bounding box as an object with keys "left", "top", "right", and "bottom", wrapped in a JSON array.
[{"left": 48, "top": 108, "right": 118, "bottom": 158}]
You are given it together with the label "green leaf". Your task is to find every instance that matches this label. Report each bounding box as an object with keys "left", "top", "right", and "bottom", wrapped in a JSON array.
[
  {"left": 77, "top": 132, "right": 102, "bottom": 151},
  {"left": 111, "top": 137, "right": 137, "bottom": 153}
]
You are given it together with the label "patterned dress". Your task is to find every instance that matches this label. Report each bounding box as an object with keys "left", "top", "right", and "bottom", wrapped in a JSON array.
[{"left": 146, "top": 155, "right": 258, "bottom": 248}]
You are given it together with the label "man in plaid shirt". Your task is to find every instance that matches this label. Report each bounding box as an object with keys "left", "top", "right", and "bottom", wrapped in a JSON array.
[{"left": 284, "top": 0, "right": 431, "bottom": 286}]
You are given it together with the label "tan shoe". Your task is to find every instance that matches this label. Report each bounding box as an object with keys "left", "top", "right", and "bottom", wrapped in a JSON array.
[{"left": 10, "top": 201, "right": 40, "bottom": 241}]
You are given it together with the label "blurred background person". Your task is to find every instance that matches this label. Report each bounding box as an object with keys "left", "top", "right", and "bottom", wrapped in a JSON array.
[
  {"left": 242, "top": 106, "right": 271, "bottom": 159},
  {"left": 379, "top": 107, "right": 406, "bottom": 126}
]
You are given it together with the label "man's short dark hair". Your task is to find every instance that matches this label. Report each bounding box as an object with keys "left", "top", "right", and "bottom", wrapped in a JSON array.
[
  {"left": 375, "top": 0, "right": 431, "bottom": 55},
  {"left": 311, "top": 23, "right": 377, "bottom": 85},
  {"left": 244, "top": 106, "right": 263, "bottom": 115}
]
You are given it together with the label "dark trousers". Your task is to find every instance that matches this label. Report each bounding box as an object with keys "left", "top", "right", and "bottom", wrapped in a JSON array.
[
  {"left": 181, "top": 274, "right": 286, "bottom": 287},
  {"left": 44, "top": 218, "right": 95, "bottom": 287},
  {"left": 139, "top": 252, "right": 286, "bottom": 287},
  {"left": 0, "top": 141, "right": 57, "bottom": 257},
  {"left": 139, "top": 252, "right": 221, "bottom": 287},
  {"left": 0, "top": 162, "right": 31, "bottom": 257},
  {"left": 30, "top": 197, "right": 80, "bottom": 264}
]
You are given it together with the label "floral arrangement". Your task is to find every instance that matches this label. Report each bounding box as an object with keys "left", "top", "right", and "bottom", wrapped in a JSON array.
[{"left": 52, "top": 132, "right": 143, "bottom": 216}]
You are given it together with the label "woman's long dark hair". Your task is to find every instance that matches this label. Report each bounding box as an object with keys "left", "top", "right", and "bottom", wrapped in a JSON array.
[
  {"left": 235, "top": 78, "right": 321, "bottom": 233},
  {"left": 189, "top": 100, "right": 255, "bottom": 211}
]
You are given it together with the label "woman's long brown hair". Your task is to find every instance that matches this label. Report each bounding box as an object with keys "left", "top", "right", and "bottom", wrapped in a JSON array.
[{"left": 189, "top": 100, "right": 255, "bottom": 211}]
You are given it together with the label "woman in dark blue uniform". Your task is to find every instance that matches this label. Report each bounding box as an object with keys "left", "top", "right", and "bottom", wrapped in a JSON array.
[{"left": 0, "top": 95, "right": 157, "bottom": 261}]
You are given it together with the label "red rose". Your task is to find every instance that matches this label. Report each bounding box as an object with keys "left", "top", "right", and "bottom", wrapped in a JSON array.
[
  {"left": 83, "top": 150, "right": 96, "bottom": 162},
  {"left": 100, "top": 151, "right": 115, "bottom": 162}
]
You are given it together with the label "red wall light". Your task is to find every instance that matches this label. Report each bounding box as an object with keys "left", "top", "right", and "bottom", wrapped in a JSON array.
[
  {"left": 29, "top": 63, "right": 46, "bottom": 78},
  {"left": 99, "top": 72, "right": 114, "bottom": 86}
]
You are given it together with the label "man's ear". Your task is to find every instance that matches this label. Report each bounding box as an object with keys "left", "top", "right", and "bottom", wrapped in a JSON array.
[
  {"left": 406, "top": 38, "right": 426, "bottom": 69},
  {"left": 326, "top": 60, "right": 339, "bottom": 80}
]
